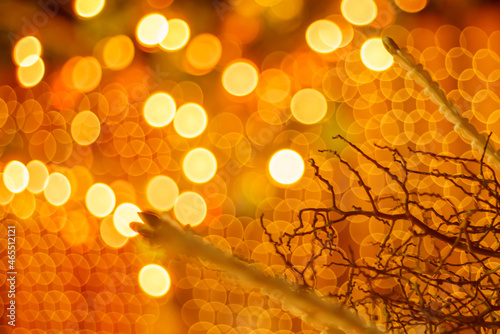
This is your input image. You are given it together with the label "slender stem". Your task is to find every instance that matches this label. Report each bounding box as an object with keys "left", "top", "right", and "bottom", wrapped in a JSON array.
[{"left": 131, "top": 212, "right": 386, "bottom": 334}]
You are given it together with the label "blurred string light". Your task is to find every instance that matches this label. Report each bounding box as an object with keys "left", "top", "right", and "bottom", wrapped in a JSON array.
[
  {"left": 361, "top": 38, "right": 394, "bottom": 71},
  {"left": 341, "top": 0, "right": 377, "bottom": 25},
  {"left": 85, "top": 183, "right": 116, "bottom": 217},
  {"left": 222, "top": 61, "right": 259, "bottom": 96},
  {"left": 306, "top": 20, "right": 342, "bottom": 53},
  {"left": 269, "top": 149, "right": 304, "bottom": 185},
  {"left": 291, "top": 88, "right": 328, "bottom": 124},
  {"left": 13, "top": 36, "right": 45, "bottom": 88},
  {"left": 44, "top": 173, "right": 71, "bottom": 206},
  {"left": 102, "top": 35, "right": 135, "bottom": 70},
  {"left": 174, "top": 191, "right": 207, "bottom": 226},
  {"left": 182, "top": 148, "right": 217, "bottom": 183},
  {"left": 139, "top": 264, "right": 171, "bottom": 297},
  {"left": 71, "top": 110, "right": 101, "bottom": 145},
  {"left": 136, "top": 13, "right": 169, "bottom": 46},
  {"left": 113, "top": 203, "right": 144, "bottom": 237},
  {"left": 173, "top": 103, "right": 208, "bottom": 138},
  {"left": 26, "top": 160, "right": 49, "bottom": 194},
  {"left": 74, "top": 0, "right": 105, "bottom": 18},
  {"left": 3, "top": 161, "right": 29, "bottom": 193},
  {"left": 160, "top": 18, "right": 190, "bottom": 51},
  {"left": 143, "top": 92, "right": 176, "bottom": 127},
  {"left": 147, "top": 175, "right": 179, "bottom": 211},
  {"left": 395, "top": 0, "right": 428, "bottom": 13}
]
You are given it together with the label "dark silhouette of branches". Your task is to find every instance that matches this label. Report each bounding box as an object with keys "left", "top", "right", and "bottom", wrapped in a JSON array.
[{"left": 261, "top": 135, "right": 500, "bottom": 333}]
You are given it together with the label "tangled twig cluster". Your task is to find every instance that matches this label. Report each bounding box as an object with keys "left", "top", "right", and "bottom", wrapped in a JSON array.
[{"left": 261, "top": 135, "right": 500, "bottom": 333}]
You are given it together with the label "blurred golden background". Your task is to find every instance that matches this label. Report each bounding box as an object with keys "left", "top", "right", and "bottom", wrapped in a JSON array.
[{"left": 2, "top": 0, "right": 500, "bottom": 333}]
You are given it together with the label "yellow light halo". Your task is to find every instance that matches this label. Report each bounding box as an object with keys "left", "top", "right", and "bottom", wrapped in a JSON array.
[
  {"left": 138, "top": 264, "right": 171, "bottom": 297},
  {"left": 74, "top": 0, "right": 106, "bottom": 18},
  {"left": 173, "top": 103, "right": 207, "bottom": 138},
  {"left": 174, "top": 191, "right": 207, "bottom": 226},
  {"left": 361, "top": 38, "right": 393, "bottom": 71},
  {"left": 269, "top": 149, "right": 305, "bottom": 185},
  {"left": 341, "top": 0, "right": 377, "bottom": 26},
  {"left": 306, "top": 20, "right": 343, "bottom": 54},
  {"left": 182, "top": 148, "right": 217, "bottom": 183},
  {"left": 143, "top": 92, "right": 176, "bottom": 127},
  {"left": 222, "top": 61, "right": 259, "bottom": 96},
  {"left": 146, "top": 175, "right": 179, "bottom": 211},
  {"left": 159, "top": 18, "right": 190, "bottom": 51},
  {"left": 136, "top": 13, "right": 169, "bottom": 47},
  {"left": 13, "top": 36, "right": 42, "bottom": 66},
  {"left": 113, "top": 202, "right": 144, "bottom": 237},
  {"left": 3, "top": 161, "right": 30, "bottom": 193},
  {"left": 86, "top": 183, "right": 116, "bottom": 218}
]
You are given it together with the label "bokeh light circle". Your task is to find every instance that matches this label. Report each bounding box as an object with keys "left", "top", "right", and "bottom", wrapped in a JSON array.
[
  {"left": 144, "top": 92, "right": 176, "bottom": 127},
  {"left": 74, "top": 0, "right": 106, "bottom": 18},
  {"left": 306, "top": 20, "right": 342, "bottom": 53},
  {"left": 160, "top": 18, "right": 190, "bottom": 51},
  {"left": 3, "top": 160, "right": 29, "bottom": 193},
  {"left": 173, "top": 103, "right": 207, "bottom": 138},
  {"left": 269, "top": 149, "right": 305, "bottom": 185},
  {"left": 341, "top": 0, "right": 377, "bottom": 25},
  {"left": 361, "top": 38, "right": 394, "bottom": 71},
  {"left": 71, "top": 110, "right": 101, "bottom": 146},
  {"left": 174, "top": 191, "right": 207, "bottom": 226},
  {"left": 136, "top": 13, "right": 169, "bottom": 46},
  {"left": 44, "top": 173, "right": 71, "bottom": 206},
  {"left": 146, "top": 175, "right": 179, "bottom": 211},
  {"left": 113, "top": 203, "right": 143, "bottom": 237},
  {"left": 182, "top": 148, "right": 217, "bottom": 183},
  {"left": 290, "top": 89, "right": 327, "bottom": 124},
  {"left": 139, "top": 264, "right": 171, "bottom": 297},
  {"left": 86, "top": 183, "right": 116, "bottom": 217},
  {"left": 222, "top": 61, "right": 259, "bottom": 96}
]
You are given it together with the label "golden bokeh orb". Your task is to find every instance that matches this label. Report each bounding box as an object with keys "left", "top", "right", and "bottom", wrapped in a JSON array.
[
  {"left": 26, "top": 160, "right": 49, "bottom": 194},
  {"left": 113, "top": 203, "right": 144, "bottom": 237},
  {"left": 269, "top": 149, "right": 304, "bottom": 185},
  {"left": 13, "top": 36, "right": 42, "bottom": 66},
  {"left": 222, "top": 61, "right": 259, "bottom": 96},
  {"left": 136, "top": 13, "right": 169, "bottom": 46},
  {"left": 182, "top": 148, "right": 217, "bottom": 183},
  {"left": 291, "top": 88, "right": 327, "bottom": 124},
  {"left": 341, "top": 0, "right": 377, "bottom": 26},
  {"left": 173, "top": 103, "right": 207, "bottom": 138},
  {"left": 86, "top": 183, "right": 116, "bottom": 217},
  {"left": 174, "top": 191, "right": 207, "bottom": 226},
  {"left": 139, "top": 264, "right": 171, "bottom": 297},
  {"left": 143, "top": 92, "right": 176, "bottom": 127},
  {"left": 3, "top": 161, "right": 29, "bottom": 193},
  {"left": 306, "top": 20, "right": 342, "bottom": 53},
  {"left": 44, "top": 173, "right": 71, "bottom": 206},
  {"left": 146, "top": 175, "right": 179, "bottom": 211},
  {"left": 17, "top": 55, "right": 45, "bottom": 88},
  {"left": 361, "top": 38, "right": 394, "bottom": 71},
  {"left": 71, "top": 110, "right": 101, "bottom": 146},
  {"left": 74, "top": 0, "right": 106, "bottom": 18},
  {"left": 160, "top": 18, "right": 190, "bottom": 51}
]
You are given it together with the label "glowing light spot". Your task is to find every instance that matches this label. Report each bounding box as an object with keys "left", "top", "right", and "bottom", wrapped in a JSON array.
[
  {"left": 174, "top": 191, "right": 207, "bottom": 226},
  {"left": 183, "top": 148, "right": 217, "bottom": 184},
  {"left": 395, "top": 0, "right": 428, "bottom": 13},
  {"left": 146, "top": 175, "right": 179, "bottom": 211},
  {"left": 71, "top": 110, "right": 101, "bottom": 145},
  {"left": 44, "top": 173, "right": 71, "bottom": 206},
  {"left": 186, "top": 33, "right": 222, "bottom": 70},
  {"left": 17, "top": 56, "right": 45, "bottom": 87},
  {"left": 173, "top": 103, "right": 207, "bottom": 138},
  {"left": 3, "top": 161, "right": 29, "bottom": 193},
  {"left": 341, "top": 0, "right": 377, "bottom": 26},
  {"left": 291, "top": 88, "right": 327, "bottom": 124},
  {"left": 160, "top": 18, "right": 190, "bottom": 51},
  {"left": 103, "top": 35, "right": 135, "bottom": 70},
  {"left": 26, "top": 160, "right": 49, "bottom": 194},
  {"left": 0, "top": 173, "right": 14, "bottom": 205},
  {"left": 72, "top": 56, "right": 102, "bottom": 93},
  {"left": 222, "top": 61, "right": 259, "bottom": 96},
  {"left": 269, "top": 149, "right": 304, "bottom": 185},
  {"left": 100, "top": 216, "right": 128, "bottom": 248},
  {"left": 74, "top": 0, "right": 105, "bottom": 18},
  {"left": 136, "top": 13, "right": 169, "bottom": 46},
  {"left": 86, "top": 183, "right": 116, "bottom": 218},
  {"left": 113, "top": 203, "right": 143, "bottom": 237},
  {"left": 139, "top": 264, "right": 171, "bottom": 297},
  {"left": 144, "top": 92, "right": 176, "bottom": 127},
  {"left": 306, "top": 20, "right": 342, "bottom": 53},
  {"left": 361, "top": 38, "right": 393, "bottom": 71},
  {"left": 13, "top": 36, "right": 42, "bottom": 66}
]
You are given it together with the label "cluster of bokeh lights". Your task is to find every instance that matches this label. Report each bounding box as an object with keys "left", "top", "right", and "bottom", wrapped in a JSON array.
[{"left": 2, "top": 0, "right": 499, "bottom": 332}]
